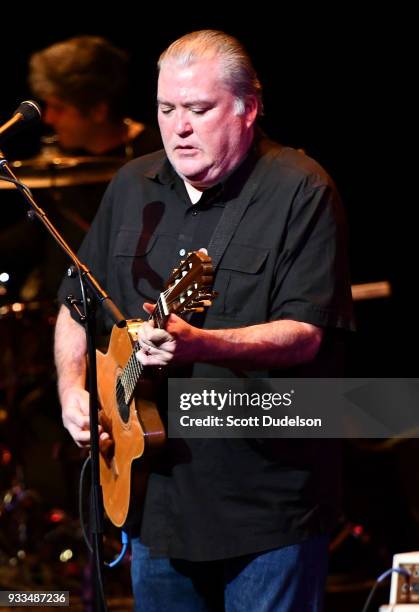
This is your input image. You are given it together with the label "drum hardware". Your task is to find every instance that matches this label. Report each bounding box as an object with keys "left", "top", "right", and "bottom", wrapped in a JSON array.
[{"left": 0, "top": 154, "right": 125, "bottom": 190}]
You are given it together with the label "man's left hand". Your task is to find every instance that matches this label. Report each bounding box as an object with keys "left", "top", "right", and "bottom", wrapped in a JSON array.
[{"left": 136, "top": 302, "right": 202, "bottom": 367}]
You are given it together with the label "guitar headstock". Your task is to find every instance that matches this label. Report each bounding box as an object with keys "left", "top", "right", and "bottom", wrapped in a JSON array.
[{"left": 164, "top": 251, "right": 217, "bottom": 317}]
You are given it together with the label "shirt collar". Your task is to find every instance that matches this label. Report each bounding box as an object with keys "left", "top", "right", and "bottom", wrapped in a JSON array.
[{"left": 144, "top": 155, "right": 176, "bottom": 185}]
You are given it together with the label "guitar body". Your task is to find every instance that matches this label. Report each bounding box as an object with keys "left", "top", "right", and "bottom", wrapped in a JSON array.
[{"left": 97, "top": 320, "right": 165, "bottom": 527}]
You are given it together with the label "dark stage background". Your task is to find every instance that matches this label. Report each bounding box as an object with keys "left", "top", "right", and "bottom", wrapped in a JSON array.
[{"left": 0, "top": 10, "right": 415, "bottom": 610}]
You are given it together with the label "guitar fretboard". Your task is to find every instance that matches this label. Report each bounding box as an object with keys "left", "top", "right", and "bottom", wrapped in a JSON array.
[{"left": 118, "top": 294, "right": 168, "bottom": 405}]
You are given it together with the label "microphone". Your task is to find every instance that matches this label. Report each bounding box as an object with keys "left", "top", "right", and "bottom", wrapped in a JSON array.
[{"left": 0, "top": 100, "right": 41, "bottom": 143}]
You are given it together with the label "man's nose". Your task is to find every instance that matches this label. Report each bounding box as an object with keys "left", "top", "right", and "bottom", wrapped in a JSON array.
[{"left": 174, "top": 111, "right": 192, "bottom": 136}]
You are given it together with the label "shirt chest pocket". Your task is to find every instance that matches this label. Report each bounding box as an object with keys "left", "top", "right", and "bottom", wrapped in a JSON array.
[
  {"left": 213, "top": 244, "right": 270, "bottom": 322},
  {"left": 113, "top": 229, "right": 177, "bottom": 312}
]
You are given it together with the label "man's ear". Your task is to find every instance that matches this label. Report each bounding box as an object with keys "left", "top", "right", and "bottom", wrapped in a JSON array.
[{"left": 244, "top": 95, "right": 258, "bottom": 128}]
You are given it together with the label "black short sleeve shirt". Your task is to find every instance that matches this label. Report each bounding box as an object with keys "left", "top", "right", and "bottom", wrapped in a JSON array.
[{"left": 58, "top": 134, "right": 354, "bottom": 561}]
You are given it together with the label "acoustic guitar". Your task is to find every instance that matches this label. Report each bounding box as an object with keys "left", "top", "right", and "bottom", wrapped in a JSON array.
[{"left": 96, "top": 251, "right": 216, "bottom": 527}]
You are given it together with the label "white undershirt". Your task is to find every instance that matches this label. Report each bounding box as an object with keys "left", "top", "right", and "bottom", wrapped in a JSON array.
[{"left": 184, "top": 181, "right": 204, "bottom": 204}]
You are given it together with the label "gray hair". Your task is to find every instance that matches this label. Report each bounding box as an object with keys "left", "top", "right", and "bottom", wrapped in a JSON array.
[{"left": 158, "top": 30, "right": 263, "bottom": 116}]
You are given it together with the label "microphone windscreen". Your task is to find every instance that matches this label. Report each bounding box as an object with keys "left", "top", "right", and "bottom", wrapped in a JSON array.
[{"left": 14, "top": 100, "right": 42, "bottom": 123}]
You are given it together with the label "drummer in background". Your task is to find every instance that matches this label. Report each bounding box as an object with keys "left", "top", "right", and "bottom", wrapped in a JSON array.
[
  {"left": 0, "top": 36, "right": 162, "bottom": 303},
  {"left": 28, "top": 35, "right": 162, "bottom": 158}
]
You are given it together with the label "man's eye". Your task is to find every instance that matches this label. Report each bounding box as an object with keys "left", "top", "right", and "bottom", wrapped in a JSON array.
[
  {"left": 160, "top": 107, "right": 174, "bottom": 115},
  {"left": 191, "top": 108, "right": 206, "bottom": 115}
]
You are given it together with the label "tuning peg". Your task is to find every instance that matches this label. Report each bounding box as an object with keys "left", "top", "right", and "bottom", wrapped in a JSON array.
[{"left": 197, "top": 292, "right": 216, "bottom": 301}]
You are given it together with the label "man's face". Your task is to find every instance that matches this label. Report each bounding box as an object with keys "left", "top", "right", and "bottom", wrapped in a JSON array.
[
  {"left": 43, "top": 97, "right": 97, "bottom": 151},
  {"left": 157, "top": 57, "right": 257, "bottom": 189}
]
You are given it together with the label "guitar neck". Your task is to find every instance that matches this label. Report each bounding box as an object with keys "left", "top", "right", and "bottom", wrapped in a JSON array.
[{"left": 119, "top": 292, "right": 169, "bottom": 405}]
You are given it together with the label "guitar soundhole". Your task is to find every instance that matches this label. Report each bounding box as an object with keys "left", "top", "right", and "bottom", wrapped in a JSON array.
[{"left": 116, "top": 377, "right": 130, "bottom": 424}]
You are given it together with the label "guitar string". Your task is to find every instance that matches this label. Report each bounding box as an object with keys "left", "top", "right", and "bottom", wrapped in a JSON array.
[{"left": 116, "top": 293, "right": 165, "bottom": 407}]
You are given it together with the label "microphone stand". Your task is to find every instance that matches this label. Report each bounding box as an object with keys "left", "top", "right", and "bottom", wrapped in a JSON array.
[{"left": 0, "top": 148, "right": 125, "bottom": 612}]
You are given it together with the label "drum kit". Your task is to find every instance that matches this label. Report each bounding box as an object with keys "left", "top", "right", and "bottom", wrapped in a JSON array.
[{"left": 0, "top": 146, "right": 125, "bottom": 581}]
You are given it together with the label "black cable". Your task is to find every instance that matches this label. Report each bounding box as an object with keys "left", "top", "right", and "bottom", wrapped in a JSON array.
[
  {"left": 79, "top": 455, "right": 93, "bottom": 554},
  {"left": 78, "top": 450, "right": 107, "bottom": 609},
  {"left": 94, "top": 534, "right": 108, "bottom": 611},
  {"left": 79, "top": 454, "right": 129, "bottom": 568},
  {"left": 0, "top": 174, "right": 33, "bottom": 199}
]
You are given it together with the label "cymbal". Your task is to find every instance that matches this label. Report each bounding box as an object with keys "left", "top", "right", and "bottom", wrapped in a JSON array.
[{"left": 0, "top": 154, "right": 124, "bottom": 190}]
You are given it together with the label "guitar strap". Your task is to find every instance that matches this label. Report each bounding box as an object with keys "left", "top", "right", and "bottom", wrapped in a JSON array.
[
  {"left": 207, "top": 177, "right": 258, "bottom": 272},
  {"left": 207, "top": 145, "right": 283, "bottom": 272}
]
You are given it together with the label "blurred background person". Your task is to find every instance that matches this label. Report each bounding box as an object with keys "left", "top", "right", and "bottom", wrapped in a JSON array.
[{"left": 28, "top": 35, "right": 162, "bottom": 158}]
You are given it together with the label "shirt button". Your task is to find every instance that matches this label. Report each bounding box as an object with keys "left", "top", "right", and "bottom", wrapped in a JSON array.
[
  {"left": 192, "top": 210, "right": 198, "bottom": 216},
  {"left": 179, "top": 248, "right": 186, "bottom": 256}
]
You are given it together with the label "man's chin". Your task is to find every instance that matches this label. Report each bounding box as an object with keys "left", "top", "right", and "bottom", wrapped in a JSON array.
[{"left": 178, "top": 166, "right": 210, "bottom": 182}]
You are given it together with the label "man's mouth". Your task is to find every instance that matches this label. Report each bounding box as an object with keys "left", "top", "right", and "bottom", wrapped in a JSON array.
[{"left": 174, "top": 145, "right": 200, "bottom": 156}]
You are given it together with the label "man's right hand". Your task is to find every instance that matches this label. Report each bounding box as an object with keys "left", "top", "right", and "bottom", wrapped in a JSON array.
[
  {"left": 55, "top": 306, "right": 110, "bottom": 449},
  {"left": 61, "top": 386, "right": 92, "bottom": 447},
  {"left": 61, "top": 385, "right": 112, "bottom": 450}
]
